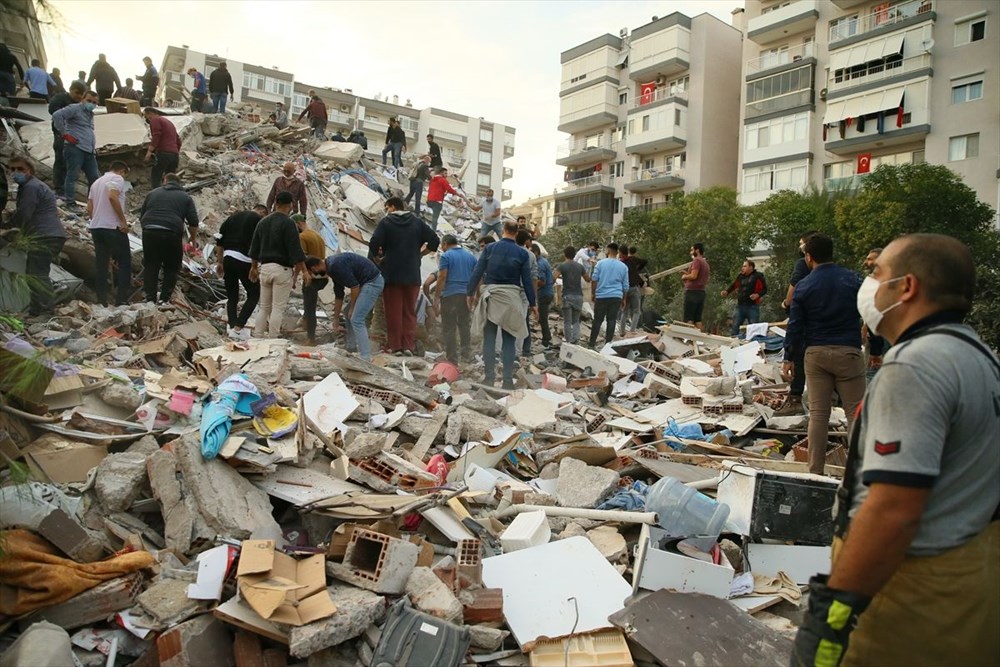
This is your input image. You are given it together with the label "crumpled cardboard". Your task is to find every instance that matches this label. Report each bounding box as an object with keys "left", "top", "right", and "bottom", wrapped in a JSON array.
[{"left": 236, "top": 540, "right": 336, "bottom": 626}]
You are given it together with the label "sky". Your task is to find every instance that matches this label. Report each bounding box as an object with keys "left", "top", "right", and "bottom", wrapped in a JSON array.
[{"left": 41, "top": 0, "right": 742, "bottom": 204}]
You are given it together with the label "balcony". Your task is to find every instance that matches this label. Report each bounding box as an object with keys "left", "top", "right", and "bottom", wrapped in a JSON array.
[
  {"left": 502, "top": 189, "right": 512, "bottom": 201},
  {"left": 430, "top": 128, "right": 466, "bottom": 145},
  {"left": 624, "top": 201, "right": 671, "bottom": 216},
  {"left": 562, "top": 173, "right": 615, "bottom": 192},
  {"left": 629, "top": 87, "right": 688, "bottom": 112},
  {"left": 625, "top": 111, "right": 686, "bottom": 155},
  {"left": 558, "top": 100, "right": 619, "bottom": 134},
  {"left": 556, "top": 138, "right": 619, "bottom": 167},
  {"left": 445, "top": 153, "right": 466, "bottom": 168},
  {"left": 746, "top": 43, "right": 816, "bottom": 77},
  {"left": 504, "top": 144, "right": 515, "bottom": 158},
  {"left": 326, "top": 110, "right": 354, "bottom": 128},
  {"left": 748, "top": 0, "right": 820, "bottom": 45},
  {"left": 823, "top": 84, "right": 930, "bottom": 155},
  {"left": 824, "top": 174, "right": 866, "bottom": 191},
  {"left": 502, "top": 166, "right": 513, "bottom": 180},
  {"left": 829, "top": 0, "right": 935, "bottom": 44},
  {"left": 827, "top": 53, "right": 931, "bottom": 94},
  {"left": 745, "top": 88, "right": 813, "bottom": 120},
  {"left": 624, "top": 168, "right": 685, "bottom": 193},
  {"left": 830, "top": 0, "right": 867, "bottom": 7},
  {"left": 628, "top": 28, "right": 690, "bottom": 82}
]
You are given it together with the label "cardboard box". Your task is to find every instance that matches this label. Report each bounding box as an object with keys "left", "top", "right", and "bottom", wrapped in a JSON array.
[
  {"left": 632, "top": 524, "right": 734, "bottom": 599},
  {"left": 105, "top": 97, "right": 141, "bottom": 115},
  {"left": 236, "top": 539, "right": 336, "bottom": 626}
]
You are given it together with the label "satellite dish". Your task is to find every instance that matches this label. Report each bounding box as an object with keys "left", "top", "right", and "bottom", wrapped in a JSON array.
[{"left": 921, "top": 38, "right": 935, "bottom": 53}]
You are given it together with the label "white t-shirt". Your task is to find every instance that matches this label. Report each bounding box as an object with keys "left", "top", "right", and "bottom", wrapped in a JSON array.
[
  {"left": 481, "top": 198, "right": 501, "bottom": 223},
  {"left": 88, "top": 172, "right": 126, "bottom": 230}
]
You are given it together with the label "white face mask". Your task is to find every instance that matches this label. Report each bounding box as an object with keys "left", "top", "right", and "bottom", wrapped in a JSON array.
[{"left": 856, "top": 275, "right": 904, "bottom": 335}]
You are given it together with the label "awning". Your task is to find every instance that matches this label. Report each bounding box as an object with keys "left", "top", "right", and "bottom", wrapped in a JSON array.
[
  {"left": 823, "top": 99, "right": 847, "bottom": 125},
  {"left": 823, "top": 85, "right": 906, "bottom": 124},
  {"left": 862, "top": 86, "right": 905, "bottom": 115},
  {"left": 837, "top": 34, "right": 906, "bottom": 70},
  {"left": 829, "top": 49, "right": 851, "bottom": 72},
  {"left": 615, "top": 50, "right": 630, "bottom": 67}
]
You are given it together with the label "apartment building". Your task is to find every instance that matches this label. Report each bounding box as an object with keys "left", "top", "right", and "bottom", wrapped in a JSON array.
[
  {"left": 157, "top": 46, "right": 515, "bottom": 198},
  {"left": 554, "top": 12, "right": 743, "bottom": 227},
  {"left": 510, "top": 193, "right": 558, "bottom": 236},
  {"left": 737, "top": 0, "right": 999, "bottom": 213}
]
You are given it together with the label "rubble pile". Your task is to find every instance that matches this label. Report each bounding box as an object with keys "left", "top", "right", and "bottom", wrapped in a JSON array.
[{"left": 0, "top": 107, "right": 840, "bottom": 666}]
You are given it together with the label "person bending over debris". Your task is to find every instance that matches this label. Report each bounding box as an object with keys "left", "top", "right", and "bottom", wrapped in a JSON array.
[
  {"left": 553, "top": 246, "right": 591, "bottom": 345},
  {"left": 143, "top": 107, "right": 181, "bottom": 191},
  {"left": 186, "top": 67, "right": 207, "bottom": 112},
  {"left": 51, "top": 89, "right": 101, "bottom": 203},
  {"left": 4, "top": 156, "right": 66, "bottom": 316},
  {"left": 216, "top": 205, "right": 266, "bottom": 340},
  {"left": 87, "top": 161, "right": 132, "bottom": 306},
  {"left": 249, "top": 191, "right": 309, "bottom": 338},
  {"left": 368, "top": 197, "right": 439, "bottom": 355},
  {"left": 792, "top": 234, "right": 999, "bottom": 667},
  {"left": 306, "top": 253, "right": 384, "bottom": 361},
  {"left": 467, "top": 220, "right": 536, "bottom": 389},
  {"left": 266, "top": 162, "right": 307, "bottom": 216},
  {"left": 139, "top": 173, "right": 199, "bottom": 305},
  {"left": 295, "top": 214, "right": 327, "bottom": 345},
  {"left": 589, "top": 242, "right": 628, "bottom": 349}
]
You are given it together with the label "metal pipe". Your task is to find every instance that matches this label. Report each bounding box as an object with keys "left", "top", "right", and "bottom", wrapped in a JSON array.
[{"left": 494, "top": 504, "right": 658, "bottom": 525}]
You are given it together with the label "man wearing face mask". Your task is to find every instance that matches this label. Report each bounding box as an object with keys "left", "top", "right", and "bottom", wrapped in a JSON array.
[
  {"left": 51, "top": 90, "right": 101, "bottom": 204},
  {"left": 781, "top": 233, "right": 864, "bottom": 476},
  {"left": 266, "top": 163, "right": 307, "bottom": 215},
  {"left": 791, "top": 234, "right": 999, "bottom": 667}
]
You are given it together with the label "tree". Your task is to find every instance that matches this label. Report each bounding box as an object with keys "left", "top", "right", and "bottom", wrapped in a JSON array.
[
  {"left": 616, "top": 187, "right": 751, "bottom": 332},
  {"left": 537, "top": 222, "right": 609, "bottom": 257},
  {"left": 833, "top": 162, "right": 1000, "bottom": 347}
]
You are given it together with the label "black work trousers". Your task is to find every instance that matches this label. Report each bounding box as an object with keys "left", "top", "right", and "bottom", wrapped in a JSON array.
[
  {"left": 589, "top": 297, "right": 621, "bottom": 348},
  {"left": 142, "top": 229, "right": 183, "bottom": 303},
  {"left": 440, "top": 294, "right": 471, "bottom": 362},
  {"left": 223, "top": 256, "right": 259, "bottom": 328},
  {"left": 301, "top": 276, "right": 329, "bottom": 340},
  {"left": 25, "top": 236, "right": 66, "bottom": 315},
  {"left": 150, "top": 151, "right": 179, "bottom": 189},
  {"left": 92, "top": 228, "right": 132, "bottom": 305}
]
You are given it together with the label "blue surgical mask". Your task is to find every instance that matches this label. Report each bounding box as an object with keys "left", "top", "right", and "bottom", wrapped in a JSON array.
[
  {"left": 11, "top": 172, "right": 28, "bottom": 184},
  {"left": 82, "top": 102, "right": 96, "bottom": 112}
]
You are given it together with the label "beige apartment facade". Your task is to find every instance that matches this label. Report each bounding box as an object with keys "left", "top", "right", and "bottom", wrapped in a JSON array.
[
  {"left": 554, "top": 12, "right": 743, "bottom": 227},
  {"left": 737, "top": 0, "right": 999, "bottom": 214}
]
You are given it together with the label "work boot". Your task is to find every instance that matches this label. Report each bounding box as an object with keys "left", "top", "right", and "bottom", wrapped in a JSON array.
[{"left": 773, "top": 396, "right": 805, "bottom": 416}]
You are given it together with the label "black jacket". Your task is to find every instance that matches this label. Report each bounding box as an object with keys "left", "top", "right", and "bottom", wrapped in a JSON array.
[
  {"left": 427, "top": 141, "right": 442, "bottom": 168},
  {"left": 368, "top": 211, "right": 439, "bottom": 285},
  {"left": 208, "top": 68, "right": 234, "bottom": 95},
  {"left": 725, "top": 270, "right": 768, "bottom": 305},
  {"left": 249, "top": 212, "right": 305, "bottom": 267},
  {"left": 140, "top": 182, "right": 199, "bottom": 235},
  {"left": 49, "top": 92, "right": 74, "bottom": 134},
  {"left": 218, "top": 210, "right": 262, "bottom": 256},
  {"left": 87, "top": 60, "right": 120, "bottom": 90},
  {"left": 386, "top": 124, "right": 406, "bottom": 145}
]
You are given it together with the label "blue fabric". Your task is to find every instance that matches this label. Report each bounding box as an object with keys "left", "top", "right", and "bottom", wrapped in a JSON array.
[
  {"left": 592, "top": 257, "right": 628, "bottom": 299},
  {"left": 784, "top": 263, "right": 863, "bottom": 360},
  {"left": 51, "top": 103, "right": 96, "bottom": 153},
  {"left": 23, "top": 66, "right": 54, "bottom": 95},
  {"left": 662, "top": 419, "right": 733, "bottom": 445},
  {"left": 325, "top": 252, "right": 381, "bottom": 299},
  {"left": 344, "top": 273, "right": 384, "bottom": 360},
  {"left": 467, "top": 238, "right": 535, "bottom": 306},
  {"left": 192, "top": 71, "right": 207, "bottom": 94},
  {"left": 731, "top": 303, "right": 760, "bottom": 336},
  {"left": 536, "top": 257, "right": 555, "bottom": 298},
  {"left": 199, "top": 374, "right": 260, "bottom": 459},
  {"left": 439, "top": 247, "right": 477, "bottom": 298},
  {"left": 597, "top": 481, "right": 649, "bottom": 511},
  {"left": 483, "top": 319, "right": 516, "bottom": 387}
]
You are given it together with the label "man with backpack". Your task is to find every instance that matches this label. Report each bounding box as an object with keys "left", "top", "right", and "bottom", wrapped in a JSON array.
[{"left": 721, "top": 259, "right": 767, "bottom": 336}]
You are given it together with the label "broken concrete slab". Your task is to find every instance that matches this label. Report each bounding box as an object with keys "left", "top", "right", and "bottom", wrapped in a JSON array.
[
  {"left": 344, "top": 432, "right": 390, "bottom": 460},
  {"left": 467, "top": 625, "right": 509, "bottom": 651},
  {"left": 328, "top": 529, "right": 420, "bottom": 594},
  {"left": 313, "top": 141, "right": 364, "bottom": 166},
  {"left": 405, "top": 566, "right": 463, "bottom": 624},
  {"left": 287, "top": 583, "right": 386, "bottom": 659},
  {"left": 586, "top": 526, "right": 628, "bottom": 562},
  {"left": 19, "top": 574, "right": 143, "bottom": 631},
  {"left": 94, "top": 452, "right": 150, "bottom": 512},
  {"left": 137, "top": 579, "right": 207, "bottom": 629},
  {"left": 555, "top": 457, "right": 619, "bottom": 509}
]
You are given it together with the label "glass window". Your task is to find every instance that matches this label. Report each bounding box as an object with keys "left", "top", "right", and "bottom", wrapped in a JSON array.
[
  {"left": 477, "top": 173, "right": 491, "bottom": 186},
  {"left": 642, "top": 115, "right": 650, "bottom": 131},
  {"left": 956, "top": 18, "right": 987, "bottom": 46},
  {"left": 479, "top": 128, "right": 493, "bottom": 142},
  {"left": 618, "top": 92, "right": 628, "bottom": 105},
  {"left": 949, "top": 133, "right": 980, "bottom": 160},
  {"left": 675, "top": 109, "right": 682, "bottom": 126},
  {"left": 479, "top": 150, "right": 492, "bottom": 164},
  {"left": 952, "top": 80, "right": 984, "bottom": 103},
  {"left": 614, "top": 197, "right": 622, "bottom": 214}
]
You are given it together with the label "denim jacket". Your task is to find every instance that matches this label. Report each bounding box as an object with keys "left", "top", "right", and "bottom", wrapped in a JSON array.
[{"left": 467, "top": 238, "right": 535, "bottom": 306}]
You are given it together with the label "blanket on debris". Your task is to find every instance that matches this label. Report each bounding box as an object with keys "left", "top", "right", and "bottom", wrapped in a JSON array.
[{"left": 0, "top": 529, "right": 154, "bottom": 616}]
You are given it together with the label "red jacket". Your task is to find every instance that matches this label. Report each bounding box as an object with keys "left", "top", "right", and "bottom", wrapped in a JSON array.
[
  {"left": 298, "top": 99, "right": 327, "bottom": 122},
  {"left": 148, "top": 115, "right": 181, "bottom": 154},
  {"left": 426, "top": 175, "right": 458, "bottom": 203}
]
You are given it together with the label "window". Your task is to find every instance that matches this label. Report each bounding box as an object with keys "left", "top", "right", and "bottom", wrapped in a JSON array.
[
  {"left": 570, "top": 73, "right": 588, "bottom": 84},
  {"left": 643, "top": 159, "right": 654, "bottom": 170},
  {"left": 956, "top": 17, "right": 987, "bottom": 46},
  {"left": 613, "top": 197, "right": 622, "bottom": 214},
  {"left": 952, "top": 80, "right": 984, "bottom": 103},
  {"left": 761, "top": 1, "right": 791, "bottom": 15},
  {"left": 674, "top": 109, "right": 682, "bottom": 126},
  {"left": 477, "top": 173, "right": 491, "bottom": 186},
  {"left": 479, "top": 150, "right": 492, "bottom": 165},
  {"left": 642, "top": 197, "right": 653, "bottom": 206},
  {"left": 830, "top": 15, "right": 858, "bottom": 42},
  {"left": 949, "top": 133, "right": 980, "bottom": 160},
  {"left": 584, "top": 133, "right": 602, "bottom": 148},
  {"left": 618, "top": 92, "right": 628, "bottom": 105},
  {"left": 744, "top": 112, "right": 809, "bottom": 150},
  {"left": 242, "top": 72, "right": 265, "bottom": 91},
  {"left": 745, "top": 65, "right": 812, "bottom": 109},
  {"left": 627, "top": 119, "right": 635, "bottom": 135},
  {"left": 265, "top": 77, "right": 290, "bottom": 96},
  {"left": 742, "top": 160, "right": 809, "bottom": 194},
  {"left": 641, "top": 115, "right": 650, "bottom": 131},
  {"left": 667, "top": 76, "right": 689, "bottom": 96},
  {"left": 610, "top": 161, "right": 625, "bottom": 178},
  {"left": 480, "top": 128, "right": 493, "bottom": 142}
]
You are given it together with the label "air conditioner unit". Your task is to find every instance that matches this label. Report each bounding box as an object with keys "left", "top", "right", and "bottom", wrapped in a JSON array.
[
  {"left": 819, "top": 88, "right": 828, "bottom": 101},
  {"left": 340, "top": 104, "right": 350, "bottom": 112},
  {"left": 620, "top": 27, "right": 629, "bottom": 37},
  {"left": 631, "top": 155, "right": 642, "bottom": 169},
  {"left": 655, "top": 75, "right": 666, "bottom": 85}
]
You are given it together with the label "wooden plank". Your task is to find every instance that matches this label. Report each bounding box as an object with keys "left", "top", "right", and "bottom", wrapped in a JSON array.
[
  {"left": 646, "top": 262, "right": 689, "bottom": 282},
  {"left": 234, "top": 630, "right": 265, "bottom": 667},
  {"left": 407, "top": 406, "right": 449, "bottom": 464}
]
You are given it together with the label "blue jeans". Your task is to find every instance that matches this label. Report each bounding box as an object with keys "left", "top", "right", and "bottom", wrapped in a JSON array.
[
  {"left": 211, "top": 93, "right": 227, "bottom": 113},
  {"left": 344, "top": 274, "right": 384, "bottom": 361},
  {"left": 731, "top": 303, "right": 760, "bottom": 336},
  {"left": 483, "top": 319, "right": 516, "bottom": 389},
  {"left": 63, "top": 144, "right": 101, "bottom": 201},
  {"left": 405, "top": 179, "right": 424, "bottom": 214},
  {"left": 427, "top": 201, "right": 443, "bottom": 230},
  {"left": 481, "top": 220, "right": 502, "bottom": 238},
  {"left": 382, "top": 141, "right": 403, "bottom": 168},
  {"left": 562, "top": 293, "right": 583, "bottom": 344}
]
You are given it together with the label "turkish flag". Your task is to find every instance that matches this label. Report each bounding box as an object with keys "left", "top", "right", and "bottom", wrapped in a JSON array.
[
  {"left": 857, "top": 153, "right": 872, "bottom": 174},
  {"left": 640, "top": 82, "right": 656, "bottom": 105}
]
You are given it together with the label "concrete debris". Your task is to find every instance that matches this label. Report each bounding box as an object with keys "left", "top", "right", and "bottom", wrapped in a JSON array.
[{"left": 0, "top": 101, "right": 851, "bottom": 664}]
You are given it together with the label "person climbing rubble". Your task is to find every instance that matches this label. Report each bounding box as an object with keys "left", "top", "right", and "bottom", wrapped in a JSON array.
[
  {"left": 216, "top": 205, "right": 266, "bottom": 340},
  {"left": 266, "top": 162, "right": 308, "bottom": 216},
  {"left": 139, "top": 173, "right": 199, "bottom": 305}
]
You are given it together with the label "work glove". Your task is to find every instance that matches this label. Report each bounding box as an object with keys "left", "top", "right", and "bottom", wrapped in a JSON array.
[
  {"left": 790, "top": 575, "right": 870, "bottom": 667},
  {"left": 62, "top": 134, "right": 78, "bottom": 145}
]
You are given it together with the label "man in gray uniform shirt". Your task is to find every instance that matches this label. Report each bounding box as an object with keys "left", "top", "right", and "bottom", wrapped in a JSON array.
[{"left": 792, "top": 233, "right": 999, "bottom": 667}]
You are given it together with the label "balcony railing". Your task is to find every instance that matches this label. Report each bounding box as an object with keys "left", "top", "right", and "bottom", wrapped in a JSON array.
[
  {"left": 327, "top": 110, "right": 354, "bottom": 126},
  {"left": 745, "top": 89, "right": 812, "bottom": 120},
  {"left": 632, "top": 87, "right": 688, "bottom": 110},
  {"left": 828, "top": 53, "right": 931, "bottom": 92},
  {"left": 746, "top": 43, "right": 817, "bottom": 76},
  {"left": 563, "top": 174, "right": 614, "bottom": 190},
  {"left": 624, "top": 201, "right": 671, "bottom": 215},
  {"left": 502, "top": 189, "right": 512, "bottom": 201},
  {"left": 503, "top": 145, "right": 515, "bottom": 157},
  {"left": 502, "top": 167, "right": 513, "bottom": 179},
  {"left": 557, "top": 137, "right": 619, "bottom": 157},
  {"left": 630, "top": 167, "right": 684, "bottom": 185},
  {"left": 430, "top": 128, "right": 466, "bottom": 144},
  {"left": 829, "top": 0, "right": 934, "bottom": 43}
]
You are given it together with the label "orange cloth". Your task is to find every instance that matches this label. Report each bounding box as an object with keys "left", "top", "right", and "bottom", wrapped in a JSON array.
[
  {"left": 299, "top": 229, "right": 325, "bottom": 259},
  {"left": 0, "top": 529, "right": 154, "bottom": 616}
]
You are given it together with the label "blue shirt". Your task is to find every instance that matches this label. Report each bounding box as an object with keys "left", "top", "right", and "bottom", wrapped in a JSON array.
[
  {"left": 324, "top": 253, "right": 381, "bottom": 299},
  {"left": 467, "top": 238, "right": 536, "bottom": 306},
  {"left": 51, "top": 103, "right": 96, "bottom": 153},
  {"left": 439, "top": 246, "right": 477, "bottom": 298},
  {"left": 537, "top": 257, "right": 555, "bottom": 298},
  {"left": 192, "top": 71, "right": 207, "bottom": 94},
  {"left": 784, "top": 263, "right": 863, "bottom": 360},
  {"left": 12, "top": 177, "right": 65, "bottom": 238},
  {"left": 23, "top": 66, "right": 55, "bottom": 95},
  {"left": 592, "top": 257, "right": 628, "bottom": 299}
]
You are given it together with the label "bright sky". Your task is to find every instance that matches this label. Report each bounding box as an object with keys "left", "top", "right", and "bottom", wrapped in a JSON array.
[{"left": 42, "top": 0, "right": 742, "bottom": 204}]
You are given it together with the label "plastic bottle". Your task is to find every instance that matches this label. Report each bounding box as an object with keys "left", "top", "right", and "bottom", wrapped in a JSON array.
[{"left": 645, "top": 476, "right": 730, "bottom": 539}]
